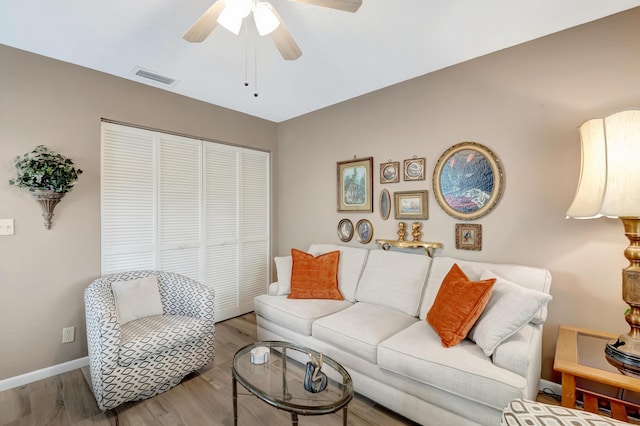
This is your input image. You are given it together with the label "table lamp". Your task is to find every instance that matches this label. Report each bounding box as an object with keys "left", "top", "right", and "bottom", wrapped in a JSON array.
[{"left": 566, "top": 109, "right": 640, "bottom": 376}]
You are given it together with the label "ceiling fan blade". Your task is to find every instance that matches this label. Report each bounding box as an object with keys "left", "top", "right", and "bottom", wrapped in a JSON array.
[
  {"left": 270, "top": 8, "right": 302, "bottom": 60},
  {"left": 183, "top": 1, "right": 225, "bottom": 42},
  {"left": 290, "top": 0, "right": 362, "bottom": 13}
]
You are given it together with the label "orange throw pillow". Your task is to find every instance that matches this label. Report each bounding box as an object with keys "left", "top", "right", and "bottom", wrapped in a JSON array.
[
  {"left": 288, "top": 249, "right": 343, "bottom": 300},
  {"left": 427, "top": 263, "right": 496, "bottom": 347}
]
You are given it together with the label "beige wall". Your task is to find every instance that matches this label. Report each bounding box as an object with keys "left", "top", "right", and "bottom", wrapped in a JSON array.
[
  {"left": 0, "top": 45, "right": 278, "bottom": 380},
  {"left": 2, "top": 7, "right": 639, "bottom": 385},
  {"left": 277, "top": 8, "right": 640, "bottom": 381}
]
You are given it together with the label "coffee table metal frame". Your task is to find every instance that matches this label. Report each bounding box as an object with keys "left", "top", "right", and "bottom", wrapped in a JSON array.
[{"left": 232, "top": 340, "right": 353, "bottom": 425}]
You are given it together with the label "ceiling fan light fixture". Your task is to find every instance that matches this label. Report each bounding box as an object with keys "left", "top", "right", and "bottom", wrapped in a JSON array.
[
  {"left": 254, "top": 2, "right": 279, "bottom": 36},
  {"left": 217, "top": 7, "right": 244, "bottom": 35},
  {"left": 229, "top": 0, "right": 253, "bottom": 17}
]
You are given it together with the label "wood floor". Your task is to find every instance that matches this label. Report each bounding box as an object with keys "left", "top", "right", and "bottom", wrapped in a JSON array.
[{"left": 0, "top": 314, "right": 421, "bottom": 426}]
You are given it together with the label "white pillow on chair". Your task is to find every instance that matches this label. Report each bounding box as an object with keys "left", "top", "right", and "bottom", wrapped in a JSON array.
[{"left": 111, "top": 275, "right": 163, "bottom": 324}]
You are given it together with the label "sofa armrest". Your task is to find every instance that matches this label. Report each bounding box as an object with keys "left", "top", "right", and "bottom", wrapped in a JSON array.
[{"left": 492, "top": 323, "right": 543, "bottom": 399}]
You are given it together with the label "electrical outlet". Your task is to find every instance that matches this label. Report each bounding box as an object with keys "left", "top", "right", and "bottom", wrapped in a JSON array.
[{"left": 62, "top": 326, "right": 75, "bottom": 343}]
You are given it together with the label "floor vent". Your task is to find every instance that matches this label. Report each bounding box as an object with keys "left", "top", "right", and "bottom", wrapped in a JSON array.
[{"left": 132, "top": 67, "right": 178, "bottom": 86}]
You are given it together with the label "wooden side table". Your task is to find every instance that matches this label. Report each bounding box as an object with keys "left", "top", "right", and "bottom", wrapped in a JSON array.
[{"left": 554, "top": 325, "right": 640, "bottom": 422}]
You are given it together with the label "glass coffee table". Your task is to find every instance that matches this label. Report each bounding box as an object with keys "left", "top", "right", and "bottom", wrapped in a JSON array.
[{"left": 232, "top": 341, "right": 353, "bottom": 425}]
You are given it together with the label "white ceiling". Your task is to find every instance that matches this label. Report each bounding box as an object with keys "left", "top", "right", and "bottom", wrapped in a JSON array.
[{"left": 2, "top": 0, "right": 640, "bottom": 123}]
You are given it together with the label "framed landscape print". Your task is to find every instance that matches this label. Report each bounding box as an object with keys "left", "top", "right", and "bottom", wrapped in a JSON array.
[
  {"left": 394, "top": 190, "right": 428, "bottom": 220},
  {"left": 403, "top": 157, "right": 425, "bottom": 181},
  {"left": 337, "top": 157, "right": 373, "bottom": 212},
  {"left": 380, "top": 161, "right": 400, "bottom": 183},
  {"left": 433, "top": 142, "right": 504, "bottom": 220},
  {"left": 455, "top": 223, "right": 482, "bottom": 251}
]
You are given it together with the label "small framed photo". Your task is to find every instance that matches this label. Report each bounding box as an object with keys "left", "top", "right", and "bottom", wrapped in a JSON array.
[
  {"left": 380, "top": 161, "right": 400, "bottom": 184},
  {"left": 337, "top": 219, "right": 354, "bottom": 242},
  {"left": 337, "top": 157, "right": 373, "bottom": 212},
  {"left": 455, "top": 223, "right": 482, "bottom": 251},
  {"left": 355, "top": 219, "right": 373, "bottom": 244},
  {"left": 394, "top": 190, "right": 428, "bottom": 220},
  {"left": 379, "top": 189, "right": 391, "bottom": 220},
  {"left": 404, "top": 157, "right": 426, "bottom": 181}
]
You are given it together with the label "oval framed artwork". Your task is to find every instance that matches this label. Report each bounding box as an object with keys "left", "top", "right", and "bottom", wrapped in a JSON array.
[
  {"left": 379, "top": 189, "right": 391, "bottom": 220},
  {"left": 355, "top": 219, "right": 373, "bottom": 244},
  {"left": 432, "top": 142, "right": 504, "bottom": 220},
  {"left": 337, "top": 219, "right": 354, "bottom": 242}
]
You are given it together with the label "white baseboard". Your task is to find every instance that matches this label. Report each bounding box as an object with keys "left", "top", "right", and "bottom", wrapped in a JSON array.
[
  {"left": 539, "top": 378, "right": 562, "bottom": 396},
  {"left": 0, "top": 356, "right": 89, "bottom": 392}
]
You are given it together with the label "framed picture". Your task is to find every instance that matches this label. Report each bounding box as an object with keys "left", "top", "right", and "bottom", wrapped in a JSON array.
[
  {"left": 380, "top": 161, "right": 400, "bottom": 183},
  {"left": 404, "top": 157, "right": 425, "bottom": 181},
  {"left": 394, "top": 190, "right": 428, "bottom": 220},
  {"left": 337, "top": 157, "right": 373, "bottom": 212},
  {"left": 455, "top": 223, "right": 482, "bottom": 251},
  {"left": 379, "top": 189, "right": 391, "bottom": 220},
  {"left": 355, "top": 219, "right": 373, "bottom": 244},
  {"left": 337, "top": 218, "right": 354, "bottom": 242},
  {"left": 433, "top": 142, "right": 504, "bottom": 220}
]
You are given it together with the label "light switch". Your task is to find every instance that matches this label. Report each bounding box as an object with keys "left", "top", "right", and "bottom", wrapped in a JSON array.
[{"left": 0, "top": 219, "right": 15, "bottom": 236}]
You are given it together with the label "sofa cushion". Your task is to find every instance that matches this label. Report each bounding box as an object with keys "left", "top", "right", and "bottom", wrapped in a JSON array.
[
  {"left": 119, "top": 314, "right": 211, "bottom": 365},
  {"left": 378, "top": 321, "right": 528, "bottom": 410},
  {"left": 420, "top": 257, "right": 552, "bottom": 324},
  {"left": 308, "top": 244, "right": 369, "bottom": 302},
  {"left": 288, "top": 249, "right": 343, "bottom": 300},
  {"left": 253, "top": 294, "right": 352, "bottom": 336},
  {"left": 468, "top": 271, "right": 552, "bottom": 356},
  {"left": 312, "top": 302, "right": 418, "bottom": 364},
  {"left": 427, "top": 264, "right": 496, "bottom": 347},
  {"left": 356, "top": 250, "right": 431, "bottom": 316}
]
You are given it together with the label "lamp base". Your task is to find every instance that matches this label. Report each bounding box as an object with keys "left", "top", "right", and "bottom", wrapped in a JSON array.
[{"left": 605, "top": 334, "right": 640, "bottom": 377}]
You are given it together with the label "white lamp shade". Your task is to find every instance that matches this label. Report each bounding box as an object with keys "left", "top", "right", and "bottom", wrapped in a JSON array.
[
  {"left": 224, "top": 0, "right": 252, "bottom": 17},
  {"left": 566, "top": 110, "right": 640, "bottom": 219},
  {"left": 218, "top": 7, "right": 244, "bottom": 35},
  {"left": 254, "top": 2, "right": 280, "bottom": 36}
]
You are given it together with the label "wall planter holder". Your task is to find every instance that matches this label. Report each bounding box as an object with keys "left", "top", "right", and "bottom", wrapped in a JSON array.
[
  {"left": 9, "top": 145, "right": 82, "bottom": 230},
  {"left": 33, "top": 190, "right": 65, "bottom": 230}
]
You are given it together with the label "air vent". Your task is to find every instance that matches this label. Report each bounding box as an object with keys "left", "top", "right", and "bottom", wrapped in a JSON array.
[{"left": 132, "top": 67, "right": 178, "bottom": 86}]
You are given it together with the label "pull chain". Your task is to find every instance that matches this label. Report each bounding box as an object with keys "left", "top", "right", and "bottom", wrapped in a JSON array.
[{"left": 254, "top": 32, "right": 259, "bottom": 97}]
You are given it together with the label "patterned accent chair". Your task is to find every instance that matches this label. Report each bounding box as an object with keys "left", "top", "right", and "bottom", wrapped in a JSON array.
[
  {"left": 502, "top": 399, "right": 631, "bottom": 425},
  {"left": 84, "top": 270, "right": 215, "bottom": 410}
]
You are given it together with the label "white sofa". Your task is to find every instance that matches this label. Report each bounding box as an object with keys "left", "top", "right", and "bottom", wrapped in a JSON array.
[{"left": 253, "top": 244, "right": 552, "bottom": 426}]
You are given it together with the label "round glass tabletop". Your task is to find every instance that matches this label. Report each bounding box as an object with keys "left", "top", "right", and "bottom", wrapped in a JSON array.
[{"left": 232, "top": 340, "right": 353, "bottom": 416}]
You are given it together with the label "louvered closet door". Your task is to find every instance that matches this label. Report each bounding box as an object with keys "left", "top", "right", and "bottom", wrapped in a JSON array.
[
  {"left": 158, "top": 135, "right": 202, "bottom": 282},
  {"left": 101, "top": 124, "right": 156, "bottom": 274},
  {"left": 101, "top": 122, "right": 270, "bottom": 321},
  {"left": 204, "top": 143, "right": 239, "bottom": 320},
  {"left": 239, "top": 150, "right": 270, "bottom": 314}
]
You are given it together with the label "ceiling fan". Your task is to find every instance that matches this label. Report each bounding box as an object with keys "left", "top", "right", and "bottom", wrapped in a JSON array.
[{"left": 183, "top": 0, "right": 362, "bottom": 61}]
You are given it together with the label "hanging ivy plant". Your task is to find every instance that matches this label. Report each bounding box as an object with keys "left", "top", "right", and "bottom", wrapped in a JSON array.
[{"left": 9, "top": 145, "right": 83, "bottom": 193}]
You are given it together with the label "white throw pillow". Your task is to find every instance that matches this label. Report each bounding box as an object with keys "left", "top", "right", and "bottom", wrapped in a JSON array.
[
  {"left": 111, "top": 275, "right": 164, "bottom": 325},
  {"left": 468, "top": 270, "right": 552, "bottom": 356},
  {"left": 274, "top": 256, "right": 293, "bottom": 296}
]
